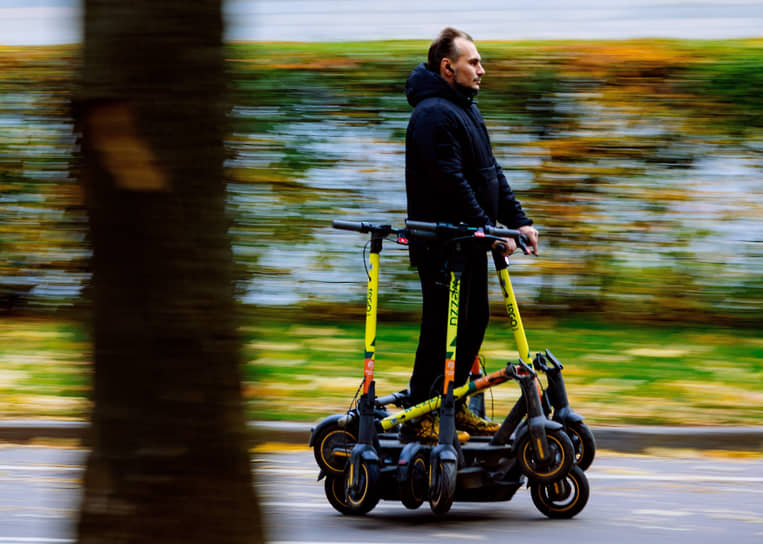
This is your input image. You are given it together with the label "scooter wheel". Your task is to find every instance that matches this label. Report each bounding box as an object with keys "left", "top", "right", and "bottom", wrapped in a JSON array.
[
  {"left": 324, "top": 474, "right": 354, "bottom": 515},
  {"left": 399, "top": 450, "right": 428, "bottom": 510},
  {"left": 344, "top": 461, "right": 381, "bottom": 515},
  {"left": 313, "top": 423, "right": 357, "bottom": 476},
  {"left": 530, "top": 465, "right": 589, "bottom": 519},
  {"left": 566, "top": 421, "right": 596, "bottom": 471},
  {"left": 428, "top": 460, "right": 457, "bottom": 515},
  {"left": 517, "top": 428, "right": 574, "bottom": 483}
]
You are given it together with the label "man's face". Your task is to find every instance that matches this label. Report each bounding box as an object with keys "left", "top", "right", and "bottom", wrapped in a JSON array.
[{"left": 449, "top": 37, "right": 485, "bottom": 91}]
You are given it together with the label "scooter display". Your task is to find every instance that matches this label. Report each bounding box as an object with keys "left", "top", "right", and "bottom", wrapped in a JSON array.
[{"left": 310, "top": 219, "right": 590, "bottom": 519}]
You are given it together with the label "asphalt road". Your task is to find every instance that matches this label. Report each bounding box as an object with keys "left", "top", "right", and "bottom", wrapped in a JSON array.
[
  {"left": 259, "top": 449, "right": 763, "bottom": 544},
  {"left": 1, "top": 446, "right": 761, "bottom": 543}
]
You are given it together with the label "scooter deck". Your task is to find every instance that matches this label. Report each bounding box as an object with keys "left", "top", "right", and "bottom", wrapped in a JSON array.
[
  {"left": 374, "top": 435, "right": 523, "bottom": 503},
  {"left": 378, "top": 434, "right": 512, "bottom": 453}
]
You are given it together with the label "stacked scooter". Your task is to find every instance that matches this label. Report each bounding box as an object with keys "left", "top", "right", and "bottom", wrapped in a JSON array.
[{"left": 309, "top": 219, "right": 595, "bottom": 518}]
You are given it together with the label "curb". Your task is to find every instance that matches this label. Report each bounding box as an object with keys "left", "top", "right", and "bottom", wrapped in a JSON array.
[
  {"left": 248, "top": 422, "right": 763, "bottom": 454},
  {"left": 587, "top": 425, "right": 763, "bottom": 453},
  {"left": 1, "top": 420, "right": 762, "bottom": 453}
]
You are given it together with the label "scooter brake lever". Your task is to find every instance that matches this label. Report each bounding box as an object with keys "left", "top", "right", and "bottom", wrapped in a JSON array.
[
  {"left": 518, "top": 233, "right": 531, "bottom": 255},
  {"left": 544, "top": 349, "right": 564, "bottom": 370},
  {"left": 532, "top": 352, "right": 549, "bottom": 372}
]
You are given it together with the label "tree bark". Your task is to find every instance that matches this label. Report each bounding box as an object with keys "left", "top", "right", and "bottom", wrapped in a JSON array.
[{"left": 75, "top": 1, "right": 263, "bottom": 542}]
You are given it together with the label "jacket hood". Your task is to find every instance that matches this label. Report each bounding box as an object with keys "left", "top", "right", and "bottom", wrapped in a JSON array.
[{"left": 405, "top": 62, "right": 476, "bottom": 109}]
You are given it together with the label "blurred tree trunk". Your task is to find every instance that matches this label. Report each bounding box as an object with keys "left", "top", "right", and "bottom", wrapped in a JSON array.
[{"left": 74, "top": 1, "right": 263, "bottom": 542}]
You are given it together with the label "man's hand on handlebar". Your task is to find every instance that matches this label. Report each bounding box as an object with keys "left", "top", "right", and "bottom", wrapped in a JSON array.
[
  {"left": 492, "top": 225, "right": 538, "bottom": 257},
  {"left": 492, "top": 237, "right": 517, "bottom": 256},
  {"left": 519, "top": 225, "right": 539, "bottom": 255}
]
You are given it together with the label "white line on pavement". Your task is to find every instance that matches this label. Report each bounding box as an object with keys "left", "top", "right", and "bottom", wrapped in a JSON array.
[
  {"left": 588, "top": 473, "right": 763, "bottom": 483},
  {"left": 2, "top": 463, "right": 762, "bottom": 485},
  {"left": 0, "top": 539, "right": 74, "bottom": 543},
  {"left": 0, "top": 465, "right": 82, "bottom": 472}
]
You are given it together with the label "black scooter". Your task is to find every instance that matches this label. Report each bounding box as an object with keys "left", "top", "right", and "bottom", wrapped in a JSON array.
[{"left": 311, "top": 219, "right": 589, "bottom": 518}]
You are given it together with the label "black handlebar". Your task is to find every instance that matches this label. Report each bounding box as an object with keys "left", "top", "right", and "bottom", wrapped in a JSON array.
[
  {"left": 333, "top": 219, "right": 531, "bottom": 255},
  {"left": 332, "top": 220, "right": 395, "bottom": 236},
  {"left": 405, "top": 219, "right": 518, "bottom": 239},
  {"left": 375, "top": 390, "right": 411, "bottom": 408},
  {"left": 405, "top": 219, "right": 530, "bottom": 254}
]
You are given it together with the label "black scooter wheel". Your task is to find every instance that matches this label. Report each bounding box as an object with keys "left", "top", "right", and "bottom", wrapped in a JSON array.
[
  {"left": 313, "top": 423, "right": 357, "bottom": 476},
  {"left": 344, "top": 461, "right": 381, "bottom": 515},
  {"left": 324, "top": 474, "right": 354, "bottom": 515},
  {"left": 530, "top": 465, "right": 589, "bottom": 519},
  {"left": 517, "top": 428, "right": 574, "bottom": 483},
  {"left": 428, "top": 461, "right": 457, "bottom": 515},
  {"left": 566, "top": 421, "right": 596, "bottom": 471},
  {"left": 399, "top": 450, "right": 428, "bottom": 510}
]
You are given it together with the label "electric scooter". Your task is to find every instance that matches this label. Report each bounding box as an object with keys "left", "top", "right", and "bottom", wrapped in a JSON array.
[
  {"left": 322, "top": 220, "right": 412, "bottom": 514},
  {"left": 402, "top": 220, "right": 578, "bottom": 514},
  {"left": 470, "top": 350, "right": 596, "bottom": 471},
  {"left": 311, "top": 219, "right": 588, "bottom": 518},
  {"left": 484, "top": 227, "right": 597, "bottom": 472}
]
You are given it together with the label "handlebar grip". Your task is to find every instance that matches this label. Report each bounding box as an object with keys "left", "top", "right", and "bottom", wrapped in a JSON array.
[
  {"left": 405, "top": 219, "right": 438, "bottom": 231},
  {"left": 332, "top": 220, "right": 364, "bottom": 232},
  {"left": 406, "top": 229, "right": 438, "bottom": 241},
  {"left": 375, "top": 394, "right": 394, "bottom": 406},
  {"left": 484, "top": 225, "right": 521, "bottom": 239}
]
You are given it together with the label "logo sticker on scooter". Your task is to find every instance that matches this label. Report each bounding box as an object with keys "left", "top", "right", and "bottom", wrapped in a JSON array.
[
  {"left": 507, "top": 303, "right": 518, "bottom": 330},
  {"left": 366, "top": 287, "right": 374, "bottom": 312}
]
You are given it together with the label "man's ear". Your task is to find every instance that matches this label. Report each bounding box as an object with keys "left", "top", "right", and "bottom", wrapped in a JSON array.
[{"left": 440, "top": 58, "right": 455, "bottom": 79}]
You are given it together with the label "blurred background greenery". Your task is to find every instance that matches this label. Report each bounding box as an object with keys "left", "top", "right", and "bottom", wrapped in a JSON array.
[{"left": 0, "top": 39, "right": 761, "bottom": 425}]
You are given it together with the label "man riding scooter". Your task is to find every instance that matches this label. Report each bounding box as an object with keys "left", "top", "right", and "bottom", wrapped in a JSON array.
[{"left": 402, "top": 27, "right": 539, "bottom": 443}]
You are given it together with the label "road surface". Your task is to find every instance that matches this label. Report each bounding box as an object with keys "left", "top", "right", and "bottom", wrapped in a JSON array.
[{"left": 0, "top": 445, "right": 761, "bottom": 543}]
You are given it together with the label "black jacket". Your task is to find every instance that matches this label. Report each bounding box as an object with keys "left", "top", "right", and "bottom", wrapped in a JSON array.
[{"left": 405, "top": 63, "right": 531, "bottom": 262}]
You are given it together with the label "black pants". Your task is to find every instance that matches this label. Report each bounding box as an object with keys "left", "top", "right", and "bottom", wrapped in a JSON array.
[{"left": 408, "top": 251, "right": 490, "bottom": 405}]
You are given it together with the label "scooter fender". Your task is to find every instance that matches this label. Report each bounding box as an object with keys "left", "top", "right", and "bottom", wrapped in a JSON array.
[
  {"left": 397, "top": 442, "right": 427, "bottom": 484},
  {"left": 553, "top": 405, "right": 585, "bottom": 425},
  {"left": 348, "top": 443, "right": 379, "bottom": 489},
  {"left": 309, "top": 413, "right": 348, "bottom": 447},
  {"left": 515, "top": 416, "right": 564, "bottom": 463},
  {"left": 429, "top": 443, "right": 458, "bottom": 468},
  {"left": 349, "top": 443, "right": 380, "bottom": 465}
]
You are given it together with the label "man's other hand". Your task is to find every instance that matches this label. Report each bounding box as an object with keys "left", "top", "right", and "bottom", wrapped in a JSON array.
[{"left": 518, "top": 225, "right": 539, "bottom": 255}]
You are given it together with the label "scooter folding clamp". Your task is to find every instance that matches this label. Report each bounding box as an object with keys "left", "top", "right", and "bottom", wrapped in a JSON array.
[{"left": 511, "top": 360, "right": 537, "bottom": 379}]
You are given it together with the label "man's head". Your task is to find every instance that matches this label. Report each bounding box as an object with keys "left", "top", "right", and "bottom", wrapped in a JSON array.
[{"left": 427, "top": 27, "right": 485, "bottom": 92}]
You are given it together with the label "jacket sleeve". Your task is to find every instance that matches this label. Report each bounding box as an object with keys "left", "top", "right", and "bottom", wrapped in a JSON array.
[
  {"left": 495, "top": 159, "right": 533, "bottom": 228},
  {"left": 415, "top": 111, "right": 491, "bottom": 226}
]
